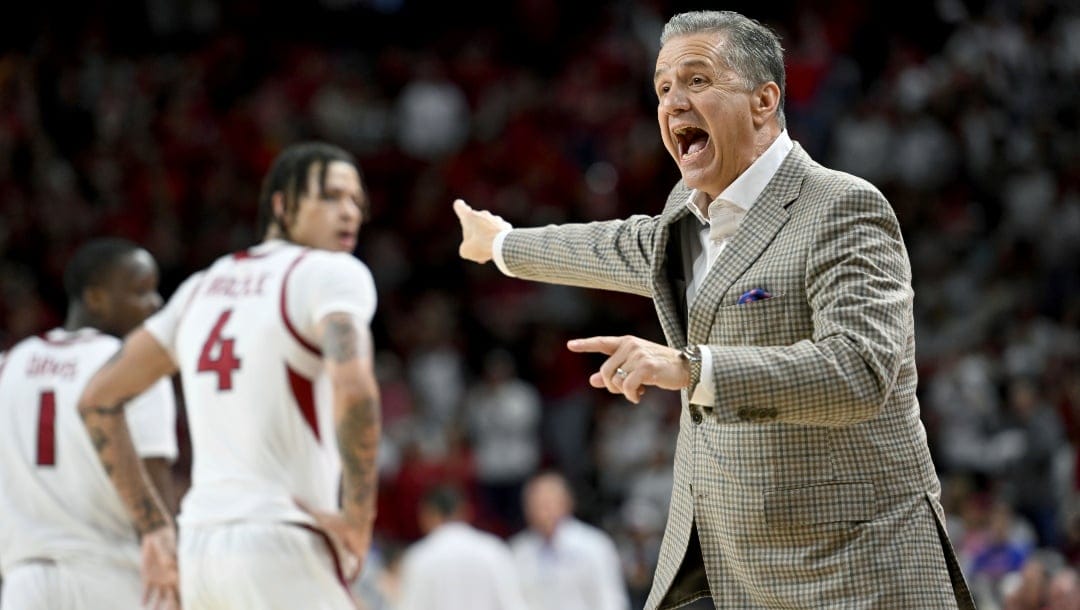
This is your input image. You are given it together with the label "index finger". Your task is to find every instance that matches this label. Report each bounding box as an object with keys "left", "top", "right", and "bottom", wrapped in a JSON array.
[
  {"left": 566, "top": 336, "right": 622, "bottom": 355},
  {"left": 452, "top": 198, "right": 472, "bottom": 221}
]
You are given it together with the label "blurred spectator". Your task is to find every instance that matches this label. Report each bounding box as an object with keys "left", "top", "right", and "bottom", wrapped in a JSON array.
[
  {"left": 352, "top": 540, "right": 405, "bottom": 610},
  {"left": 466, "top": 348, "right": 542, "bottom": 534},
  {"left": 398, "top": 485, "right": 527, "bottom": 610},
  {"left": 405, "top": 292, "right": 466, "bottom": 430},
  {"left": 1000, "top": 553, "right": 1050, "bottom": 610},
  {"left": 1046, "top": 566, "right": 1080, "bottom": 610},
  {"left": 613, "top": 498, "right": 665, "bottom": 609},
  {"left": 510, "top": 472, "right": 629, "bottom": 610},
  {"left": 377, "top": 427, "right": 475, "bottom": 542},
  {"left": 394, "top": 58, "right": 470, "bottom": 161},
  {"left": 967, "top": 500, "right": 1036, "bottom": 607},
  {"left": 998, "top": 376, "right": 1068, "bottom": 547}
]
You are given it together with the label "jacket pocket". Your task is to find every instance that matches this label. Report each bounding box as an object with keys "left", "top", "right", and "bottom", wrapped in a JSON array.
[
  {"left": 709, "top": 293, "right": 807, "bottom": 346},
  {"left": 763, "top": 481, "right": 875, "bottom": 527}
]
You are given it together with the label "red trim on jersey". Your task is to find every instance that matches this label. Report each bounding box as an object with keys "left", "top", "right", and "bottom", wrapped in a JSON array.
[
  {"left": 291, "top": 523, "right": 354, "bottom": 601},
  {"left": 176, "top": 275, "right": 208, "bottom": 332},
  {"left": 37, "top": 391, "right": 56, "bottom": 466},
  {"left": 286, "top": 364, "right": 320, "bottom": 441},
  {"left": 280, "top": 250, "right": 321, "bottom": 357},
  {"left": 232, "top": 248, "right": 270, "bottom": 261}
]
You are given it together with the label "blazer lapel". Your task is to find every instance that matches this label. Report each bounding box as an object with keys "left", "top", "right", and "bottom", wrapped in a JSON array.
[
  {"left": 686, "top": 144, "right": 812, "bottom": 343},
  {"left": 651, "top": 182, "right": 693, "bottom": 347}
]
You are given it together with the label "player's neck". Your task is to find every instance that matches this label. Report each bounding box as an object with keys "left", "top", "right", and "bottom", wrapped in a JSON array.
[{"left": 64, "top": 307, "right": 99, "bottom": 334}]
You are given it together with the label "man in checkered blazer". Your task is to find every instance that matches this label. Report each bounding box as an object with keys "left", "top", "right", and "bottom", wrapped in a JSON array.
[{"left": 454, "top": 10, "right": 975, "bottom": 610}]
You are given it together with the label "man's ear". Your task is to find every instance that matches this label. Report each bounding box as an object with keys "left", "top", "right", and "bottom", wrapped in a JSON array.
[
  {"left": 82, "top": 285, "right": 110, "bottom": 318},
  {"left": 272, "top": 191, "right": 287, "bottom": 224},
  {"left": 268, "top": 190, "right": 293, "bottom": 238},
  {"left": 751, "top": 81, "right": 781, "bottom": 127}
]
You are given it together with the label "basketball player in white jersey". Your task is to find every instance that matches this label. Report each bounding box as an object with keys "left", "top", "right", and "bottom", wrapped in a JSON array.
[
  {"left": 0, "top": 238, "right": 178, "bottom": 610},
  {"left": 79, "top": 141, "right": 381, "bottom": 609}
]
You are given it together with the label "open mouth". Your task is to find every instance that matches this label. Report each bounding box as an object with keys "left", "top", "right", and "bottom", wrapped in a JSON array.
[
  {"left": 338, "top": 231, "right": 357, "bottom": 248},
  {"left": 673, "top": 126, "right": 710, "bottom": 160}
]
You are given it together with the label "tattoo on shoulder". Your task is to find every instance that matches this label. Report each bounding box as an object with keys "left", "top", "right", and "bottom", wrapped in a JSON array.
[{"left": 324, "top": 314, "right": 361, "bottom": 363}]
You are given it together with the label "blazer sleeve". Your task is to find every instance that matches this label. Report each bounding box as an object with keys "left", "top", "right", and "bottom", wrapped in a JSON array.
[
  {"left": 501, "top": 215, "right": 661, "bottom": 298},
  {"left": 707, "top": 182, "right": 914, "bottom": 426}
]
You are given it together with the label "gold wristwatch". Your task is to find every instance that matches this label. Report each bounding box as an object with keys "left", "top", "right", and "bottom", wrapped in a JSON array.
[{"left": 680, "top": 344, "right": 702, "bottom": 393}]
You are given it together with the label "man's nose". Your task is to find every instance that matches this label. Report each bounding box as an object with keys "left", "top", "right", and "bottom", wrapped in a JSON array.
[
  {"left": 660, "top": 86, "right": 690, "bottom": 113},
  {"left": 340, "top": 197, "right": 361, "bottom": 221}
]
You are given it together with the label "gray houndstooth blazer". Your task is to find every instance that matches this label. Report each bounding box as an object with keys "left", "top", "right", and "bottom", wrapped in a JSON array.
[{"left": 501, "top": 143, "right": 976, "bottom": 609}]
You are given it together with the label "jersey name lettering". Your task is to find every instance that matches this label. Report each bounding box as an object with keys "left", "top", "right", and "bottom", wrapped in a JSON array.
[
  {"left": 204, "top": 273, "right": 270, "bottom": 299},
  {"left": 26, "top": 355, "right": 77, "bottom": 379}
]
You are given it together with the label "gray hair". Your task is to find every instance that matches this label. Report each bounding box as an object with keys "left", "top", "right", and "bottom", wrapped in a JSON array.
[{"left": 660, "top": 11, "right": 786, "bottom": 128}]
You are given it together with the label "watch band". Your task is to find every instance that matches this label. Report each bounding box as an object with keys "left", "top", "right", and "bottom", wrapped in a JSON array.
[{"left": 681, "top": 344, "right": 702, "bottom": 393}]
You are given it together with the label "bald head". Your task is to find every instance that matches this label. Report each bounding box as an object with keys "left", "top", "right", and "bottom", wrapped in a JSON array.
[{"left": 522, "top": 472, "right": 574, "bottom": 540}]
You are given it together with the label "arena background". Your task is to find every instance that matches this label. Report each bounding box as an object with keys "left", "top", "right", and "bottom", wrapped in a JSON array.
[{"left": 2, "top": 1, "right": 1078, "bottom": 608}]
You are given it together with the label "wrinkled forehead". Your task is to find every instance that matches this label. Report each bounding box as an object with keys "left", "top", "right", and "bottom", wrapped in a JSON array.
[{"left": 654, "top": 31, "right": 729, "bottom": 78}]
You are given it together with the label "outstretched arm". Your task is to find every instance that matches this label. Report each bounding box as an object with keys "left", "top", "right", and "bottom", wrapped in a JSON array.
[
  {"left": 453, "top": 198, "right": 659, "bottom": 296},
  {"left": 78, "top": 328, "right": 180, "bottom": 608}
]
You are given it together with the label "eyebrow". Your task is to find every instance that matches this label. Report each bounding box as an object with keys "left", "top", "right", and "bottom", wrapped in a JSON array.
[{"left": 654, "top": 59, "right": 713, "bottom": 83}]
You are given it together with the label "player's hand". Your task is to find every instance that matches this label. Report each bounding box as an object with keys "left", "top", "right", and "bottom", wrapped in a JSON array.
[
  {"left": 140, "top": 525, "right": 180, "bottom": 610},
  {"left": 296, "top": 498, "right": 372, "bottom": 582},
  {"left": 567, "top": 335, "right": 691, "bottom": 404},
  {"left": 453, "top": 198, "right": 512, "bottom": 263}
]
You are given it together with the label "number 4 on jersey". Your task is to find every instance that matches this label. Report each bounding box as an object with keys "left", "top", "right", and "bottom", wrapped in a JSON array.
[{"left": 198, "top": 310, "right": 242, "bottom": 391}]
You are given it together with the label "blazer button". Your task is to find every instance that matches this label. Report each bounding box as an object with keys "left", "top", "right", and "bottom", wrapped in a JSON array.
[{"left": 691, "top": 411, "right": 703, "bottom": 425}]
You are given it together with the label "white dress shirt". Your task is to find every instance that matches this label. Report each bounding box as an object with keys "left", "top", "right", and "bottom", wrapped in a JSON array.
[
  {"left": 399, "top": 522, "right": 529, "bottom": 610},
  {"left": 510, "top": 518, "right": 629, "bottom": 610}
]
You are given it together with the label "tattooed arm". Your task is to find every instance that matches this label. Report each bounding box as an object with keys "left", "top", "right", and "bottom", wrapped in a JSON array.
[
  {"left": 79, "top": 328, "right": 178, "bottom": 535},
  {"left": 79, "top": 328, "right": 181, "bottom": 606},
  {"left": 301, "top": 311, "right": 381, "bottom": 576}
]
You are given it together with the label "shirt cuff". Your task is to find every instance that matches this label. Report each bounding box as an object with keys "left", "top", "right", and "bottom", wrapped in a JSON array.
[
  {"left": 491, "top": 229, "right": 516, "bottom": 277},
  {"left": 689, "top": 346, "right": 716, "bottom": 406}
]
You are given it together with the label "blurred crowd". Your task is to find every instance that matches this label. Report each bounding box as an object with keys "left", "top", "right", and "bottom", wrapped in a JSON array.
[{"left": 1, "top": 0, "right": 1078, "bottom": 608}]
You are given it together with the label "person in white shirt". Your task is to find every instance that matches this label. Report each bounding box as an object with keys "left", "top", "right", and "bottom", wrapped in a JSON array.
[
  {"left": 510, "top": 472, "right": 629, "bottom": 610},
  {"left": 399, "top": 486, "right": 528, "bottom": 610},
  {"left": 466, "top": 348, "right": 542, "bottom": 531},
  {"left": 0, "top": 238, "right": 178, "bottom": 610},
  {"left": 78, "top": 142, "right": 382, "bottom": 609}
]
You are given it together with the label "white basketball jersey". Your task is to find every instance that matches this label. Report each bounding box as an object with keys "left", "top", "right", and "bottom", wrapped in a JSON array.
[
  {"left": 0, "top": 328, "right": 177, "bottom": 575},
  {"left": 144, "top": 240, "right": 376, "bottom": 528}
]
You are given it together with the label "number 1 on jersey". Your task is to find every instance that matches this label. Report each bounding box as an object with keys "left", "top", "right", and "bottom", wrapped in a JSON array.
[
  {"left": 37, "top": 390, "right": 56, "bottom": 466},
  {"left": 198, "top": 309, "right": 242, "bottom": 391}
]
